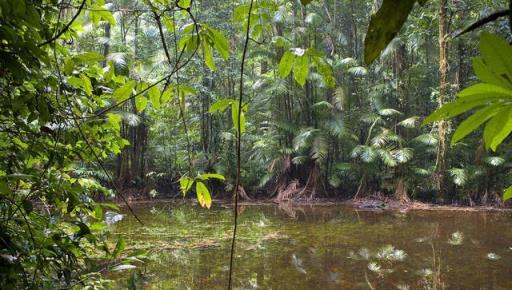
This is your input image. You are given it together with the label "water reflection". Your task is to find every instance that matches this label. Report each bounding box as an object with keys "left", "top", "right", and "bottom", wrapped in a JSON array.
[{"left": 112, "top": 202, "right": 512, "bottom": 289}]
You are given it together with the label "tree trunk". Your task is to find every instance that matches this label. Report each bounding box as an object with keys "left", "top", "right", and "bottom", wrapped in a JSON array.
[{"left": 435, "top": 0, "right": 449, "bottom": 199}]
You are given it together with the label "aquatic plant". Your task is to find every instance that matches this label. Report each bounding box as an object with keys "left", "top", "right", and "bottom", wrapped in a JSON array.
[
  {"left": 375, "top": 245, "right": 407, "bottom": 261},
  {"left": 487, "top": 253, "right": 501, "bottom": 261},
  {"left": 447, "top": 231, "right": 464, "bottom": 246}
]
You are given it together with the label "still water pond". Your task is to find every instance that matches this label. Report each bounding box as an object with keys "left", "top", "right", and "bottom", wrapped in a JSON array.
[{"left": 113, "top": 202, "right": 512, "bottom": 289}]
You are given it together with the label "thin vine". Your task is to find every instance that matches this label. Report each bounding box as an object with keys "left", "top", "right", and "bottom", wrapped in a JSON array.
[{"left": 228, "top": 0, "right": 254, "bottom": 289}]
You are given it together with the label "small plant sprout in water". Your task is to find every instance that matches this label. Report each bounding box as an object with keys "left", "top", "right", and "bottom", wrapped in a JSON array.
[
  {"left": 448, "top": 231, "right": 464, "bottom": 245},
  {"left": 375, "top": 245, "right": 407, "bottom": 261},
  {"left": 487, "top": 253, "right": 501, "bottom": 261}
]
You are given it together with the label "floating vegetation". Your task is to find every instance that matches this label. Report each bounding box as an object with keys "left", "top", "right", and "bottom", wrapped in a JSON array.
[
  {"left": 375, "top": 245, "right": 407, "bottom": 261},
  {"left": 291, "top": 254, "right": 307, "bottom": 274},
  {"left": 448, "top": 231, "right": 464, "bottom": 245},
  {"left": 348, "top": 247, "right": 371, "bottom": 260},
  {"left": 105, "top": 211, "right": 124, "bottom": 226},
  {"left": 368, "top": 262, "right": 394, "bottom": 275},
  {"left": 487, "top": 253, "right": 501, "bottom": 261}
]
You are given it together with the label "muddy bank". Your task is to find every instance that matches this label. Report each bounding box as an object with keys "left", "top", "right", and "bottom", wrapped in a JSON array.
[{"left": 118, "top": 196, "right": 512, "bottom": 212}]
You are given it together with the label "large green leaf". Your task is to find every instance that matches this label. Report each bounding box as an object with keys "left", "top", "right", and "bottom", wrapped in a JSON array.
[
  {"left": 203, "top": 40, "right": 216, "bottom": 71},
  {"left": 135, "top": 95, "right": 148, "bottom": 112},
  {"left": 148, "top": 86, "right": 161, "bottom": 109},
  {"left": 195, "top": 181, "right": 212, "bottom": 209},
  {"left": 179, "top": 176, "right": 194, "bottom": 195},
  {"left": 423, "top": 98, "right": 493, "bottom": 124},
  {"left": 278, "top": 51, "right": 295, "bottom": 78},
  {"left": 483, "top": 107, "right": 512, "bottom": 151},
  {"left": 113, "top": 80, "right": 136, "bottom": 103},
  {"left": 210, "top": 29, "right": 230, "bottom": 60},
  {"left": 364, "top": 0, "right": 428, "bottom": 64},
  {"left": 209, "top": 98, "right": 234, "bottom": 113},
  {"left": 451, "top": 103, "right": 505, "bottom": 145},
  {"left": 293, "top": 55, "right": 309, "bottom": 86},
  {"left": 480, "top": 32, "right": 512, "bottom": 81}
]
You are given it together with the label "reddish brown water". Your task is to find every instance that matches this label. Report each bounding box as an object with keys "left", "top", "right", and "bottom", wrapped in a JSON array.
[{"left": 113, "top": 202, "right": 512, "bottom": 289}]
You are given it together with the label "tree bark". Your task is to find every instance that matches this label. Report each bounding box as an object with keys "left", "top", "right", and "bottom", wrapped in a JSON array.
[{"left": 435, "top": 0, "right": 449, "bottom": 199}]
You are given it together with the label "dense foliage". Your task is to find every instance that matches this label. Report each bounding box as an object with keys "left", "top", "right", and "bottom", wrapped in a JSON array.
[{"left": 1, "top": 0, "right": 512, "bottom": 288}]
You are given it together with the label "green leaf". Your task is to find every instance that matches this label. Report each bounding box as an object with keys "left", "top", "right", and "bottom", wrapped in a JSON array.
[
  {"left": 161, "top": 88, "right": 173, "bottom": 103},
  {"left": 313, "top": 57, "right": 335, "bottom": 88},
  {"left": 178, "top": 0, "right": 191, "bottom": 9},
  {"left": 278, "top": 51, "right": 295, "bottom": 78},
  {"left": 472, "top": 57, "right": 512, "bottom": 89},
  {"left": 451, "top": 103, "right": 505, "bottom": 145},
  {"left": 458, "top": 83, "right": 512, "bottom": 99},
  {"left": 113, "top": 80, "right": 136, "bottom": 103},
  {"left": 113, "top": 239, "right": 126, "bottom": 259},
  {"left": 148, "top": 86, "right": 161, "bottom": 109},
  {"left": 300, "top": 0, "right": 314, "bottom": 5},
  {"left": 231, "top": 103, "right": 246, "bottom": 133},
  {"left": 503, "top": 185, "right": 512, "bottom": 201},
  {"left": 162, "top": 15, "right": 175, "bottom": 33},
  {"left": 90, "top": 222, "right": 107, "bottom": 231},
  {"left": 423, "top": 100, "right": 486, "bottom": 125},
  {"left": 107, "top": 113, "right": 122, "bottom": 131},
  {"left": 479, "top": 32, "right": 512, "bottom": 82},
  {"left": 195, "top": 181, "right": 212, "bottom": 209},
  {"left": 81, "top": 75, "right": 93, "bottom": 96},
  {"left": 364, "top": 0, "right": 427, "bottom": 64},
  {"left": 73, "top": 52, "right": 105, "bottom": 64},
  {"left": 197, "top": 173, "right": 225, "bottom": 181},
  {"left": 203, "top": 40, "right": 216, "bottom": 71},
  {"left": 135, "top": 96, "right": 148, "bottom": 112},
  {"left": 179, "top": 176, "right": 194, "bottom": 195},
  {"left": 293, "top": 55, "right": 309, "bottom": 86},
  {"left": 209, "top": 99, "right": 234, "bottom": 113},
  {"left": 483, "top": 107, "right": 512, "bottom": 151},
  {"left": 210, "top": 29, "right": 230, "bottom": 60}
]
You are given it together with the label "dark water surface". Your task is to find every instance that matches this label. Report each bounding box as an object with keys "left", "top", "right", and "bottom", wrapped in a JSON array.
[{"left": 113, "top": 202, "right": 512, "bottom": 289}]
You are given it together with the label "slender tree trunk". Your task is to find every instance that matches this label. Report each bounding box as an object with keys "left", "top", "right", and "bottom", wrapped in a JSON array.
[{"left": 435, "top": 0, "right": 449, "bottom": 199}]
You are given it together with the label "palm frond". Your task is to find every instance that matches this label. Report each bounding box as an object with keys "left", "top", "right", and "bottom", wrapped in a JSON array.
[
  {"left": 412, "top": 133, "right": 437, "bottom": 146},
  {"left": 449, "top": 168, "right": 468, "bottom": 186},
  {"left": 485, "top": 156, "right": 505, "bottom": 167},
  {"left": 347, "top": 66, "right": 368, "bottom": 77},
  {"left": 352, "top": 145, "right": 377, "bottom": 163},
  {"left": 398, "top": 116, "right": 420, "bottom": 128},
  {"left": 392, "top": 148, "right": 414, "bottom": 163},
  {"left": 333, "top": 87, "right": 346, "bottom": 111},
  {"left": 378, "top": 148, "right": 397, "bottom": 167},
  {"left": 311, "top": 135, "right": 328, "bottom": 162},
  {"left": 378, "top": 108, "right": 402, "bottom": 116}
]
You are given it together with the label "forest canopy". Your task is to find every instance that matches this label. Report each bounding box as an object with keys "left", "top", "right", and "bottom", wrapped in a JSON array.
[{"left": 1, "top": 0, "right": 512, "bottom": 288}]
